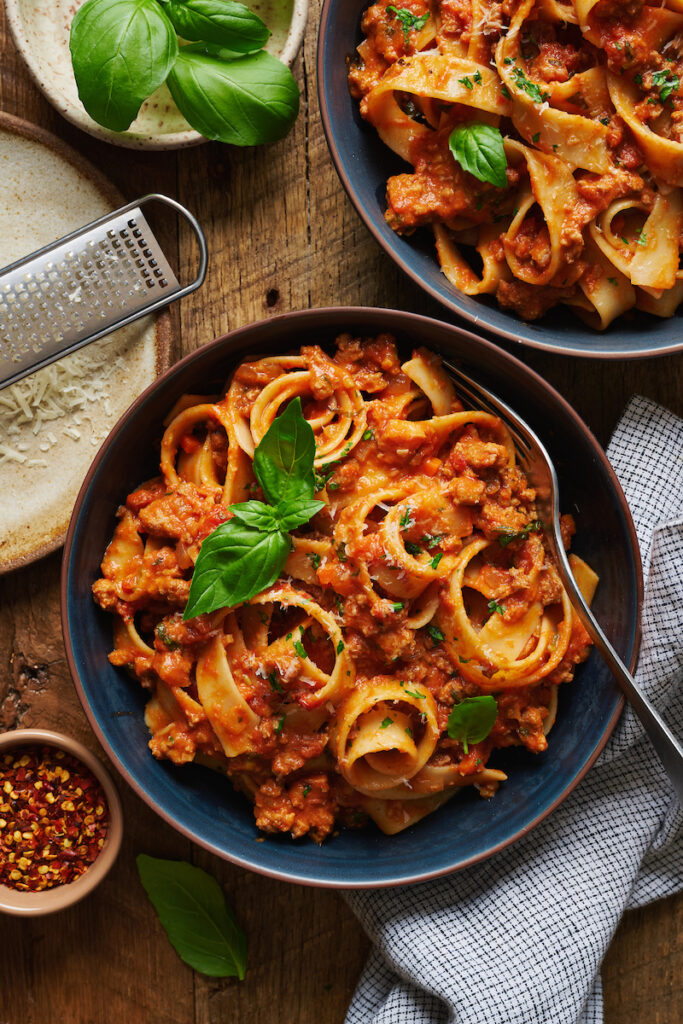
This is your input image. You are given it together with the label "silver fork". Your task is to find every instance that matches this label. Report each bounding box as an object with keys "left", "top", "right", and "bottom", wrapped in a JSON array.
[{"left": 443, "top": 360, "right": 683, "bottom": 804}]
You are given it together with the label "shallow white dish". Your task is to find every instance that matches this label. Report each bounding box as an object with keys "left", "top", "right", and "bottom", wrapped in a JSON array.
[
  {"left": 0, "top": 112, "right": 171, "bottom": 573},
  {"left": 5, "top": 0, "right": 309, "bottom": 150}
]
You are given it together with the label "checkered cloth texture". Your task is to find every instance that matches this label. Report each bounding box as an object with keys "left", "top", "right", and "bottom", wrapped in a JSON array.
[{"left": 344, "top": 395, "right": 683, "bottom": 1024}]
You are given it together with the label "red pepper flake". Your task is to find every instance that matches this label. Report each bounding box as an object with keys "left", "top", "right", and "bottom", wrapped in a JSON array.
[{"left": 0, "top": 745, "right": 109, "bottom": 892}]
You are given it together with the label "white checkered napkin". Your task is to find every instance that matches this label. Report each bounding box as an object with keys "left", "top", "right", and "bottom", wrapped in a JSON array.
[{"left": 344, "top": 396, "right": 683, "bottom": 1024}]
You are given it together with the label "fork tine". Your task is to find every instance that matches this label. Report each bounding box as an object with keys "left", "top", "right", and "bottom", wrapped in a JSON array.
[{"left": 442, "top": 358, "right": 530, "bottom": 457}]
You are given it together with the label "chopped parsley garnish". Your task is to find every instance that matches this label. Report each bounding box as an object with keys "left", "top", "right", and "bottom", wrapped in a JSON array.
[
  {"left": 431, "top": 552, "right": 443, "bottom": 569},
  {"left": 422, "top": 533, "right": 442, "bottom": 549},
  {"left": 156, "top": 623, "right": 180, "bottom": 650},
  {"left": 532, "top": 132, "right": 540, "bottom": 143},
  {"left": 405, "top": 540, "right": 422, "bottom": 555},
  {"left": 268, "top": 671, "right": 283, "bottom": 693},
  {"left": 427, "top": 625, "right": 445, "bottom": 644},
  {"left": 488, "top": 598, "right": 505, "bottom": 615},
  {"left": 336, "top": 542, "right": 347, "bottom": 563},
  {"left": 504, "top": 56, "right": 513, "bottom": 65},
  {"left": 404, "top": 688, "right": 426, "bottom": 699},
  {"left": 634, "top": 72, "right": 643, "bottom": 86},
  {"left": 458, "top": 75, "right": 474, "bottom": 90},
  {"left": 328, "top": 481, "right": 340, "bottom": 491},
  {"left": 600, "top": 116, "right": 610, "bottom": 126},
  {"left": 391, "top": 601, "right": 404, "bottom": 612},
  {"left": 608, "top": 277, "right": 618, "bottom": 286},
  {"left": 362, "top": 428, "right": 375, "bottom": 441},
  {"left": 511, "top": 66, "right": 549, "bottom": 104},
  {"left": 497, "top": 519, "right": 542, "bottom": 547},
  {"left": 293, "top": 639, "right": 307, "bottom": 659},
  {"left": 334, "top": 594, "right": 344, "bottom": 615},
  {"left": 651, "top": 68, "right": 679, "bottom": 103},
  {"left": 405, "top": 727, "right": 413, "bottom": 738},
  {"left": 386, "top": 5, "right": 429, "bottom": 44},
  {"left": 501, "top": 84, "right": 511, "bottom": 99},
  {"left": 307, "top": 552, "right": 321, "bottom": 570},
  {"left": 380, "top": 716, "right": 394, "bottom": 729},
  {"left": 473, "top": 70, "right": 482, "bottom": 84},
  {"left": 336, "top": 639, "right": 345, "bottom": 654},
  {"left": 303, "top": 784, "right": 311, "bottom": 797},
  {"left": 400, "top": 506, "right": 413, "bottom": 529},
  {"left": 637, "top": 230, "right": 647, "bottom": 247},
  {"left": 459, "top": 656, "right": 471, "bottom": 664},
  {"left": 274, "top": 714, "right": 285, "bottom": 734}
]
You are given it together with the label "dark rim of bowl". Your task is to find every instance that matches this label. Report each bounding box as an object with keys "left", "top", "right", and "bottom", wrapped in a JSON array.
[
  {"left": 315, "top": 1, "right": 683, "bottom": 361},
  {"left": 61, "top": 307, "right": 643, "bottom": 888}
]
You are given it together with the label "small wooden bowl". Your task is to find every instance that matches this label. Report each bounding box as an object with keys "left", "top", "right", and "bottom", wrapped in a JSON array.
[{"left": 0, "top": 729, "right": 123, "bottom": 916}]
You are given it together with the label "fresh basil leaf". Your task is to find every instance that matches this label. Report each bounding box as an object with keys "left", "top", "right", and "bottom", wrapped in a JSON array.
[
  {"left": 167, "top": 49, "right": 300, "bottom": 145},
  {"left": 447, "top": 695, "right": 498, "bottom": 754},
  {"left": 253, "top": 398, "right": 316, "bottom": 505},
  {"left": 227, "top": 500, "right": 280, "bottom": 531},
  {"left": 180, "top": 40, "right": 244, "bottom": 60},
  {"left": 164, "top": 0, "right": 269, "bottom": 52},
  {"left": 184, "top": 520, "right": 290, "bottom": 618},
  {"left": 448, "top": 123, "right": 508, "bottom": 189},
  {"left": 136, "top": 855, "right": 247, "bottom": 979},
  {"left": 275, "top": 498, "right": 325, "bottom": 531},
  {"left": 70, "top": 0, "right": 178, "bottom": 132}
]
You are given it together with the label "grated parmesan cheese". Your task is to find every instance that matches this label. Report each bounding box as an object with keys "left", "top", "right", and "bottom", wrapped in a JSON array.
[{"left": 0, "top": 340, "right": 127, "bottom": 470}]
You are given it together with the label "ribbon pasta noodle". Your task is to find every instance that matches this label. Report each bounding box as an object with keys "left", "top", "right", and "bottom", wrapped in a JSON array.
[
  {"left": 93, "top": 335, "right": 595, "bottom": 842},
  {"left": 349, "top": 0, "right": 683, "bottom": 327}
]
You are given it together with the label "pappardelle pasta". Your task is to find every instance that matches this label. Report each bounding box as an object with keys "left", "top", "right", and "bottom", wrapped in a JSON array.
[
  {"left": 93, "top": 336, "right": 596, "bottom": 841},
  {"left": 348, "top": 0, "right": 683, "bottom": 327}
]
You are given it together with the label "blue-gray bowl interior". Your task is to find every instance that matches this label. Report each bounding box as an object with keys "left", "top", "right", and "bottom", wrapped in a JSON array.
[
  {"left": 317, "top": 0, "right": 683, "bottom": 358},
  {"left": 64, "top": 309, "right": 639, "bottom": 887}
]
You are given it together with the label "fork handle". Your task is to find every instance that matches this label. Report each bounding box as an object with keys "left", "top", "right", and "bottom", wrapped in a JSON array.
[{"left": 562, "top": 565, "right": 683, "bottom": 805}]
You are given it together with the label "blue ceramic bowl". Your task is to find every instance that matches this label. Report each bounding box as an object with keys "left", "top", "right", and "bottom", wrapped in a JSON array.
[
  {"left": 62, "top": 308, "right": 641, "bottom": 887},
  {"left": 317, "top": 1, "right": 683, "bottom": 359}
]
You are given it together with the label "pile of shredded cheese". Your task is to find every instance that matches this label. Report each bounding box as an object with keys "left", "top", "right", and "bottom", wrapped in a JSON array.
[{"left": 0, "top": 343, "right": 127, "bottom": 469}]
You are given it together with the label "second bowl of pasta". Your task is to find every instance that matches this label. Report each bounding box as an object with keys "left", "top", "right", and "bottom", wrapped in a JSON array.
[
  {"left": 62, "top": 307, "right": 641, "bottom": 887},
  {"left": 318, "top": 0, "right": 683, "bottom": 357}
]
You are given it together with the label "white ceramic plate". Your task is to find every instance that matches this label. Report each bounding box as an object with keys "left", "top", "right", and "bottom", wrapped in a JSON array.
[
  {"left": 0, "top": 113, "right": 172, "bottom": 573},
  {"left": 5, "top": 0, "right": 309, "bottom": 150}
]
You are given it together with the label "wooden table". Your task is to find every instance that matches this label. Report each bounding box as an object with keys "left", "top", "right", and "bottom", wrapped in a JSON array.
[{"left": 0, "top": 4, "right": 681, "bottom": 1021}]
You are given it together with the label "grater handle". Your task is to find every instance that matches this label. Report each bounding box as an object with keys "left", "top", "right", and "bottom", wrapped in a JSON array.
[{"left": 137, "top": 194, "right": 209, "bottom": 299}]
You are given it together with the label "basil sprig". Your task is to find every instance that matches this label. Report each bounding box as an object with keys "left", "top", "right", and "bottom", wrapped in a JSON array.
[
  {"left": 162, "top": 0, "right": 269, "bottom": 50},
  {"left": 447, "top": 695, "right": 498, "bottom": 754},
  {"left": 69, "top": 0, "right": 299, "bottom": 144},
  {"left": 448, "top": 123, "right": 508, "bottom": 189},
  {"left": 70, "top": 0, "right": 179, "bottom": 133},
  {"left": 137, "top": 855, "right": 247, "bottom": 978},
  {"left": 184, "top": 398, "right": 323, "bottom": 619}
]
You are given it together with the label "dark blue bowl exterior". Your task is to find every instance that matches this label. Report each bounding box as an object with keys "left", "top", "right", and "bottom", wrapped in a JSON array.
[
  {"left": 63, "top": 309, "right": 640, "bottom": 887},
  {"left": 317, "top": 1, "right": 683, "bottom": 358}
]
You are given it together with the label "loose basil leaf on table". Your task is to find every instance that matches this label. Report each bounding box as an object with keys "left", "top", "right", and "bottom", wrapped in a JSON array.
[
  {"left": 136, "top": 855, "right": 247, "bottom": 979},
  {"left": 70, "top": 0, "right": 179, "bottom": 132},
  {"left": 447, "top": 695, "right": 499, "bottom": 754},
  {"left": 448, "top": 123, "right": 508, "bottom": 189},
  {"left": 162, "top": 0, "right": 269, "bottom": 51},
  {"left": 253, "top": 397, "right": 317, "bottom": 505},
  {"left": 167, "top": 49, "right": 300, "bottom": 145},
  {"left": 184, "top": 520, "right": 290, "bottom": 618}
]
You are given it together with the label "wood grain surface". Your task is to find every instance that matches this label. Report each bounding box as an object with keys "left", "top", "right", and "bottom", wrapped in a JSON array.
[{"left": 0, "top": 4, "right": 681, "bottom": 1022}]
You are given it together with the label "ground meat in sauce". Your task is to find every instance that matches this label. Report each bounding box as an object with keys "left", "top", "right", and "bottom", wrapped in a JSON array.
[{"left": 93, "top": 338, "right": 594, "bottom": 843}]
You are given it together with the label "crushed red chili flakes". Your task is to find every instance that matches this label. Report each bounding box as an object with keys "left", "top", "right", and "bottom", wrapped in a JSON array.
[{"left": 0, "top": 744, "right": 109, "bottom": 892}]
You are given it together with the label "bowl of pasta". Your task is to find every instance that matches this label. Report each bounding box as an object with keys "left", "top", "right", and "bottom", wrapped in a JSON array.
[
  {"left": 62, "top": 307, "right": 641, "bottom": 887},
  {"left": 318, "top": 0, "right": 683, "bottom": 357}
]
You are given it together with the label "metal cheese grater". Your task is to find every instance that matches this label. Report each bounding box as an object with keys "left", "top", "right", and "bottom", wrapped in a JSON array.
[{"left": 0, "top": 193, "right": 207, "bottom": 391}]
